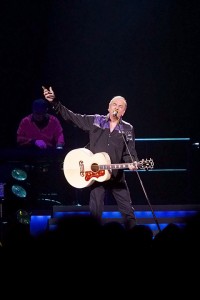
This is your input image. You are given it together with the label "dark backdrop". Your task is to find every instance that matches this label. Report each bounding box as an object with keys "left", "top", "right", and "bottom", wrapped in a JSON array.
[
  {"left": 1, "top": 0, "right": 199, "bottom": 147},
  {"left": 1, "top": 0, "right": 199, "bottom": 205}
]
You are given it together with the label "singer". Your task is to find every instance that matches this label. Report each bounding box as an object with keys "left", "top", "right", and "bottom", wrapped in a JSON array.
[{"left": 43, "top": 87, "right": 139, "bottom": 230}]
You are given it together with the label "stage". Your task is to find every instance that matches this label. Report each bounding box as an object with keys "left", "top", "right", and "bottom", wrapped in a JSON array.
[{"left": 29, "top": 204, "right": 200, "bottom": 237}]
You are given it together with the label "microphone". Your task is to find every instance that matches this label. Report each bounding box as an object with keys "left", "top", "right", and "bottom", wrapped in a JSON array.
[{"left": 112, "top": 110, "right": 118, "bottom": 117}]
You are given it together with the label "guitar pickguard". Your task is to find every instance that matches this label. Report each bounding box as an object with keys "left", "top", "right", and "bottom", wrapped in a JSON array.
[{"left": 85, "top": 170, "right": 105, "bottom": 182}]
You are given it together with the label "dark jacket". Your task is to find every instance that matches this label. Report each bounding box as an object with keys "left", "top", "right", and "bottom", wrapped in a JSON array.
[{"left": 53, "top": 101, "right": 138, "bottom": 180}]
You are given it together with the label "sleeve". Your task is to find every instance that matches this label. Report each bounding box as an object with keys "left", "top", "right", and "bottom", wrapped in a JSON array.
[
  {"left": 51, "top": 100, "right": 94, "bottom": 131},
  {"left": 53, "top": 118, "right": 65, "bottom": 148},
  {"left": 123, "top": 125, "right": 139, "bottom": 162},
  {"left": 16, "top": 118, "right": 35, "bottom": 146}
]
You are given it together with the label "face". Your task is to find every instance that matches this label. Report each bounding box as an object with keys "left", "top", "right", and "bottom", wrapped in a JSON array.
[
  {"left": 32, "top": 111, "right": 48, "bottom": 122},
  {"left": 108, "top": 96, "right": 127, "bottom": 119}
]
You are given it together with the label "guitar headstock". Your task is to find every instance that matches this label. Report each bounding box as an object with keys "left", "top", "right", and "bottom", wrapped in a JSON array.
[{"left": 138, "top": 158, "right": 154, "bottom": 170}]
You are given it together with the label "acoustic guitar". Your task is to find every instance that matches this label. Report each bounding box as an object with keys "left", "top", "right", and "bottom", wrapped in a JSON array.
[{"left": 63, "top": 148, "right": 154, "bottom": 188}]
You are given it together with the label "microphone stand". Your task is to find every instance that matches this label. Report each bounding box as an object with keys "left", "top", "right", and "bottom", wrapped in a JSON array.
[
  {"left": 117, "top": 118, "right": 161, "bottom": 233},
  {"left": 0, "top": 183, "right": 5, "bottom": 247}
]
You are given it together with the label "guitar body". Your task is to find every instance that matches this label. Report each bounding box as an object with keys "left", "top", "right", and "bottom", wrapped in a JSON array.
[
  {"left": 63, "top": 148, "right": 112, "bottom": 188},
  {"left": 63, "top": 148, "right": 154, "bottom": 188}
]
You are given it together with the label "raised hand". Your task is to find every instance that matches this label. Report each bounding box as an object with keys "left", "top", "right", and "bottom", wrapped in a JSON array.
[{"left": 42, "top": 86, "right": 55, "bottom": 102}]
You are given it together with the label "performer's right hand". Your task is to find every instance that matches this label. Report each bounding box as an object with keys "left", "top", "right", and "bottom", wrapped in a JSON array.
[
  {"left": 42, "top": 86, "right": 55, "bottom": 102},
  {"left": 35, "top": 139, "right": 47, "bottom": 149}
]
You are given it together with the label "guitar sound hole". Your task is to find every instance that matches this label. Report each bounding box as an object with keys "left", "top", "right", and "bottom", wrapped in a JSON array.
[{"left": 91, "top": 163, "right": 99, "bottom": 172}]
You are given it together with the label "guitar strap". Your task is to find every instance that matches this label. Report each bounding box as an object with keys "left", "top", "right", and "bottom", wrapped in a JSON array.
[{"left": 84, "top": 142, "right": 90, "bottom": 150}]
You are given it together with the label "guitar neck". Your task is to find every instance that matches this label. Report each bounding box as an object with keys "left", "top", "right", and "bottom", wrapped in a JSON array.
[{"left": 100, "top": 162, "right": 135, "bottom": 170}]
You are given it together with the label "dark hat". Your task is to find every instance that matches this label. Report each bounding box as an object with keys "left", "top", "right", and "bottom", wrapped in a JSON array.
[{"left": 32, "top": 99, "right": 48, "bottom": 113}]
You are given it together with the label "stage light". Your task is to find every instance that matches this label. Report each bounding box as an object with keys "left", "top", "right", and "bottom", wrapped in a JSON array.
[
  {"left": 16, "top": 209, "right": 31, "bottom": 225},
  {"left": 3, "top": 166, "right": 35, "bottom": 225},
  {"left": 11, "top": 168, "right": 27, "bottom": 181},
  {"left": 10, "top": 168, "right": 28, "bottom": 198},
  {"left": 11, "top": 184, "right": 27, "bottom": 198}
]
